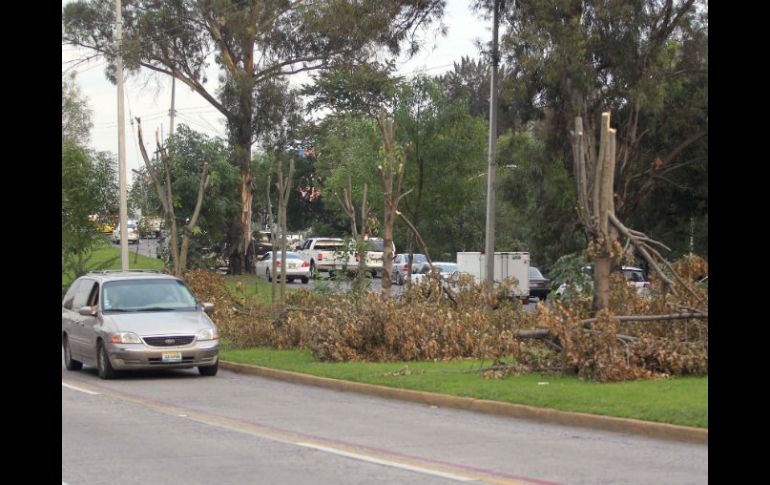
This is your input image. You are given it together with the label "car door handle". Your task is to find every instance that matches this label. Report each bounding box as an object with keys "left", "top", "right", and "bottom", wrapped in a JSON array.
[{"left": 77, "top": 321, "right": 85, "bottom": 326}]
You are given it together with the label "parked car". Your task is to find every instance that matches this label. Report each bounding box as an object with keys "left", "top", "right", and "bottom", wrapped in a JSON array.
[
  {"left": 255, "top": 251, "right": 310, "bottom": 284},
  {"left": 622, "top": 266, "right": 650, "bottom": 293},
  {"left": 296, "top": 238, "right": 353, "bottom": 277},
  {"left": 410, "top": 262, "right": 458, "bottom": 285},
  {"left": 528, "top": 267, "right": 552, "bottom": 301},
  {"left": 96, "top": 221, "right": 114, "bottom": 234},
  {"left": 90, "top": 214, "right": 115, "bottom": 234},
  {"left": 139, "top": 216, "right": 163, "bottom": 238},
  {"left": 392, "top": 253, "right": 428, "bottom": 285},
  {"left": 355, "top": 237, "right": 396, "bottom": 277},
  {"left": 555, "top": 265, "right": 650, "bottom": 297},
  {"left": 61, "top": 271, "right": 220, "bottom": 379},
  {"left": 112, "top": 221, "right": 140, "bottom": 244}
]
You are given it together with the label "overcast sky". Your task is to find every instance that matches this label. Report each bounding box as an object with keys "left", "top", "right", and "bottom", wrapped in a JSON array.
[{"left": 62, "top": 1, "right": 491, "bottom": 183}]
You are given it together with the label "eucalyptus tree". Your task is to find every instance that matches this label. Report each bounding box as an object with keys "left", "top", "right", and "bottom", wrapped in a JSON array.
[{"left": 63, "top": 0, "right": 446, "bottom": 274}]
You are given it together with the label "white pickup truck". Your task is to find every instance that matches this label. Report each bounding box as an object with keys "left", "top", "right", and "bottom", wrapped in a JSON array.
[
  {"left": 356, "top": 237, "right": 396, "bottom": 276},
  {"left": 296, "top": 238, "right": 354, "bottom": 277}
]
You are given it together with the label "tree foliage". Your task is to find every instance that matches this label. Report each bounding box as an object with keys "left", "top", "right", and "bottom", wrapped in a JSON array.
[
  {"left": 495, "top": 0, "right": 707, "bottom": 259},
  {"left": 63, "top": 0, "right": 447, "bottom": 274},
  {"left": 133, "top": 125, "right": 241, "bottom": 269},
  {"left": 62, "top": 75, "right": 119, "bottom": 281}
]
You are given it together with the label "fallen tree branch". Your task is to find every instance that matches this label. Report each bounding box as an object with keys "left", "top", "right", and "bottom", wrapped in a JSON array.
[
  {"left": 607, "top": 212, "right": 678, "bottom": 294},
  {"left": 580, "top": 312, "right": 708, "bottom": 326}
]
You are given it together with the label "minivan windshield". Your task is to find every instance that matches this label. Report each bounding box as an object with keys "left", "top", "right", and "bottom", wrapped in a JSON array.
[{"left": 103, "top": 279, "right": 198, "bottom": 312}]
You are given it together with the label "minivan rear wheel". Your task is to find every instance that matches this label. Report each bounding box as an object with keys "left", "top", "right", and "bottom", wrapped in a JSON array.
[{"left": 63, "top": 336, "right": 83, "bottom": 371}]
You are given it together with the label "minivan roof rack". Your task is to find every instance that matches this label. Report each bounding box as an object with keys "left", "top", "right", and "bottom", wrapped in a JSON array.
[{"left": 87, "top": 269, "right": 162, "bottom": 274}]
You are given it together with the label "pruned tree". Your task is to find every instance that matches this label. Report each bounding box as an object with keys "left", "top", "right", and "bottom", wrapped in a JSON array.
[
  {"left": 275, "top": 158, "right": 295, "bottom": 311},
  {"left": 136, "top": 117, "right": 209, "bottom": 277},
  {"left": 376, "top": 106, "right": 413, "bottom": 295},
  {"left": 334, "top": 175, "right": 372, "bottom": 287},
  {"left": 572, "top": 111, "right": 705, "bottom": 312}
]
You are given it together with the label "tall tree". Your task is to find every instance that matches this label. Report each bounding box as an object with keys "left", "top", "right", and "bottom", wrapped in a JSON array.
[{"left": 63, "top": 0, "right": 446, "bottom": 274}]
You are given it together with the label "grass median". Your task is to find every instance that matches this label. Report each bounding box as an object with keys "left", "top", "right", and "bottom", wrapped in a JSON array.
[
  {"left": 221, "top": 346, "right": 707, "bottom": 428},
  {"left": 62, "top": 241, "right": 164, "bottom": 291}
]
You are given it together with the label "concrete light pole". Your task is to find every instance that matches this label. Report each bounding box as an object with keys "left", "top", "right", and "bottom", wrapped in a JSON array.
[
  {"left": 116, "top": 0, "right": 129, "bottom": 271},
  {"left": 484, "top": 0, "right": 503, "bottom": 284}
]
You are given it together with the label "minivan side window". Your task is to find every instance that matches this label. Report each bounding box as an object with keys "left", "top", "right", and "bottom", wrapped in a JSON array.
[
  {"left": 62, "top": 280, "right": 81, "bottom": 310},
  {"left": 72, "top": 279, "right": 98, "bottom": 311}
]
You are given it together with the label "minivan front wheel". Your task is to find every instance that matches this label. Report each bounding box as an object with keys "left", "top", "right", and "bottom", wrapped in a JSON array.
[
  {"left": 97, "top": 342, "right": 117, "bottom": 380},
  {"left": 199, "top": 362, "right": 218, "bottom": 376}
]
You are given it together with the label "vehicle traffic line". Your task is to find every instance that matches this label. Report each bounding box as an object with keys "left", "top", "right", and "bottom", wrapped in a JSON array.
[
  {"left": 61, "top": 378, "right": 557, "bottom": 485},
  {"left": 62, "top": 382, "right": 100, "bottom": 395},
  {"left": 294, "top": 442, "right": 474, "bottom": 482}
]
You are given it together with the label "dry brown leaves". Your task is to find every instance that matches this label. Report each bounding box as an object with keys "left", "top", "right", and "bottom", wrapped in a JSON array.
[{"left": 184, "top": 254, "right": 707, "bottom": 382}]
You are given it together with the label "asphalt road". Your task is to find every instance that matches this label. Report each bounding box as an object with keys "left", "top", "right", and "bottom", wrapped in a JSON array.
[
  {"left": 116, "top": 237, "right": 161, "bottom": 259},
  {"left": 62, "top": 359, "right": 707, "bottom": 485}
]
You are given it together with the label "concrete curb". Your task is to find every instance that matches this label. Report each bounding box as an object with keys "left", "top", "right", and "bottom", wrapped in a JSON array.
[{"left": 220, "top": 360, "right": 707, "bottom": 445}]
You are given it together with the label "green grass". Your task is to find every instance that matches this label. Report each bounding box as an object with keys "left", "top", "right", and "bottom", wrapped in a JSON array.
[
  {"left": 62, "top": 242, "right": 165, "bottom": 290},
  {"left": 221, "top": 347, "right": 708, "bottom": 428},
  {"left": 222, "top": 273, "right": 303, "bottom": 305}
]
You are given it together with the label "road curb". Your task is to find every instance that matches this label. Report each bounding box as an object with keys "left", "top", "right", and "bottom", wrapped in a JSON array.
[{"left": 220, "top": 361, "right": 707, "bottom": 445}]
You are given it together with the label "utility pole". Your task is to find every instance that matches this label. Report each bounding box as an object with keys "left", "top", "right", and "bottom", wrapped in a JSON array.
[
  {"left": 116, "top": 0, "right": 129, "bottom": 271},
  {"left": 169, "top": 76, "right": 177, "bottom": 137},
  {"left": 484, "top": 0, "right": 503, "bottom": 284}
]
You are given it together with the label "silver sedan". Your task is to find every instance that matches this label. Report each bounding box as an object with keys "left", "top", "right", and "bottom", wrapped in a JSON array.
[{"left": 255, "top": 251, "right": 311, "bottom": 284}]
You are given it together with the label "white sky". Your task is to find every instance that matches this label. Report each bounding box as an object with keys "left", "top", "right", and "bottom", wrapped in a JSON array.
[{"left": 61, "top": 1, "right": 490, "bottom": 183}]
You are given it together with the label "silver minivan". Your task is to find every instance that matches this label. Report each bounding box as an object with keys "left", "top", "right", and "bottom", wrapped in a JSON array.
[{"left": 62, "top": 271, "right": 219, "bottom": 379}]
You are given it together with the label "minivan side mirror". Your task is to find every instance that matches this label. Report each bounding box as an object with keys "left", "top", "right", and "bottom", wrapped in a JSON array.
[
  {"left": 202, "top": 302, "right": 215, "bottom": 313},
  {"left": 78, "top": 306, "right": 96, "bottom": 316}
]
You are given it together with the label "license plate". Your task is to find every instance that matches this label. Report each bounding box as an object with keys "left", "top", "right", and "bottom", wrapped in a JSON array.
[
  {"left": 162, "top": 351, "right": 182, "bottom": 363},
  {"left": 288, "top": 263, "right": 296, "bottom": 269}
]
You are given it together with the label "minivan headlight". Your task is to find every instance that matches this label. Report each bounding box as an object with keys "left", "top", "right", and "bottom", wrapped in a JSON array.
[
  {"left": 110, "top": 332, "right": 142, "bottom": 344},
  {"left": 197, "top": 328, "right": 219, "bottom": 341}
]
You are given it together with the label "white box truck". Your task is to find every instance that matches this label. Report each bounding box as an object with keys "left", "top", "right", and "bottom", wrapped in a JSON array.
[{"left": 456, "top": 252, "right": 530, "bottom": 300}]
